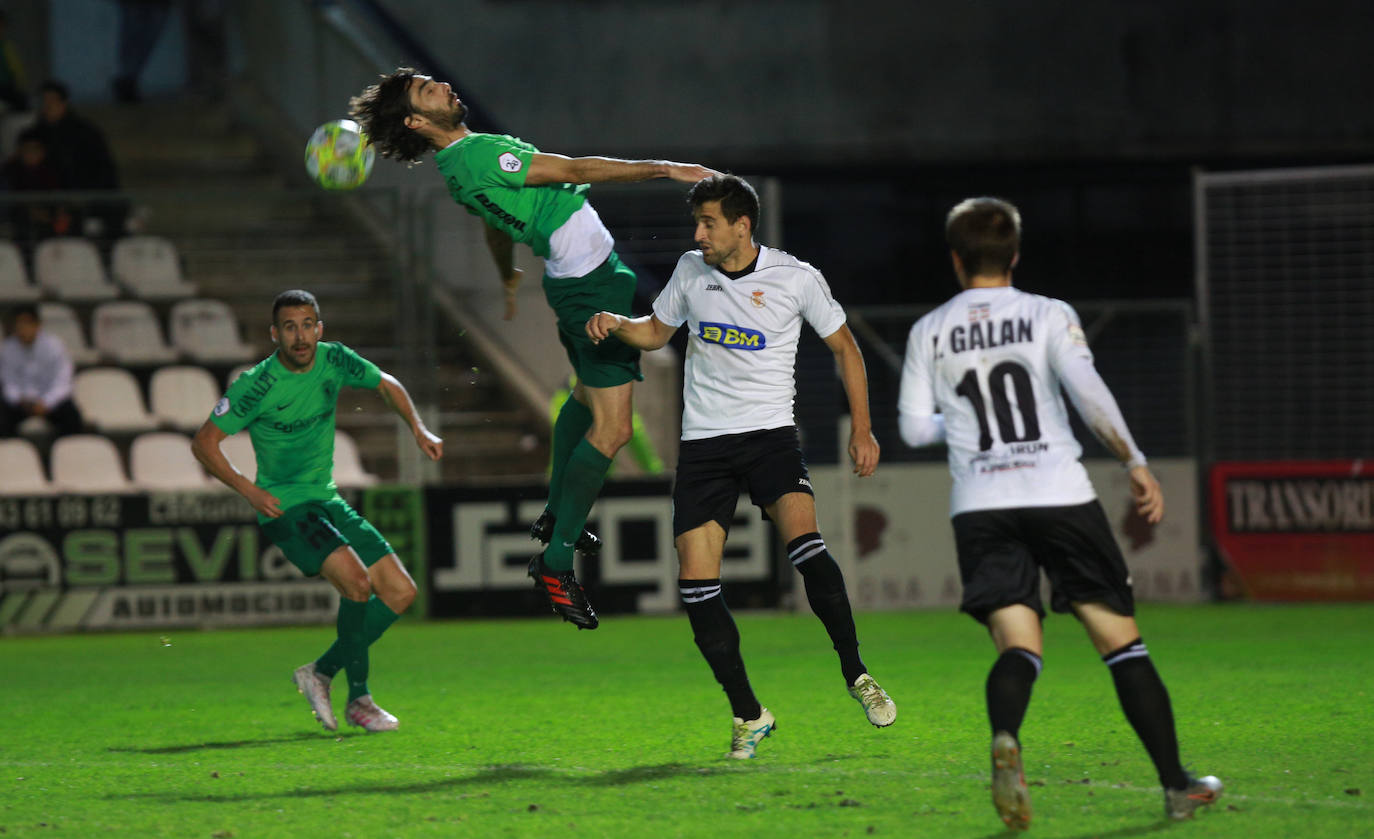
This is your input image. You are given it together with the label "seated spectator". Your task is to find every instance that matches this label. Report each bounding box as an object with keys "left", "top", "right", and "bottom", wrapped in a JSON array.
[
  {"left": 33, "top": 80, "right": 126, "bottom": 238},
  {"left": 1, "top": 129, "right": 74, "bottom": 249},
  {"left": 0, "top": 303, "right": 84, "bottom": 438}
]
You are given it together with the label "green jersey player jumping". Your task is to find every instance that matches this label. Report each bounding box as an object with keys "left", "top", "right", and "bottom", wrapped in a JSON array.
[
  {"left": 193, "top": 289, "right": 443, "bottom": 732},
  {"left": 350, "top": 68, "right": 716, "bottom": 630}
]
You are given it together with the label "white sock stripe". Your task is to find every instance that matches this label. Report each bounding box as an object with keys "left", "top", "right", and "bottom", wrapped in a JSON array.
[
  {"left": 1104, "top": 644, "right": 1150, "bottom": 667},
  {"left": 679, "top": 585, "right": 722, "bottom": 603},
  {"left": 790, "top": 544, "right": 828, "bottom": 565},
  {"left": 1011, "top": 648, "right": 1043, "bottom": 677},
  {"left": 787, "top": 537, "right": 826, "bottom": 560}
]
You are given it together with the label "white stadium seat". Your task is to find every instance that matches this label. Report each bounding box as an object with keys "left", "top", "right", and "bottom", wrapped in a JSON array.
[
  {"left": 225, "top": 362, "right": 255, "bottom": 389},
  {"left": 34, "top": 237, "right": 119, "bottom": 302},
  {"left": 130, "top": 431, "right": 211, "bottom": 490},
  {"left": 333, "top": 429, "right": 378, "bottom": 487},
  {"left": 37, "top": 303, "right": 101, "bottom": 366},
  {"left": 0, "top": 438, "right": 56, "bottom": 496},
  {"left": 92, "top": 301, "right": 179, "bottom": 365},
  {"left": 111, "top": 235, "right": 197, "bottom": 300},
  {"left": 0, "top": 241, "right": 40, "bottom": 303},
  {"left": 169, "top": 299, "right": 255, "bottom": 365},
  {"left": 218, "top": 431, "right": 257, "bottom": 482},
  {"left": 50, "top": 434, "right": 135, "bottom": 493},
  {"left": 72, "top": 367, "right": 158, "bottom": 433},
  {"left": 150, "top": 365, "right": 221, "bottom": 431}
]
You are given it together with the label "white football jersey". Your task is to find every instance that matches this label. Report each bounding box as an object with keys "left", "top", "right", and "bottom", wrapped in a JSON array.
[
  {"left": 654, "top": 245, "right": 846, "bottom": 440},
  {"left": 899, "top": 286, "right": 1101, "bottom": 515}
]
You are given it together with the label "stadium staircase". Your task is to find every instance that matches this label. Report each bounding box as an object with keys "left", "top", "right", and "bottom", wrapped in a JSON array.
[{"left": 93, "top": 98, "right": 547, "bottom": 482}]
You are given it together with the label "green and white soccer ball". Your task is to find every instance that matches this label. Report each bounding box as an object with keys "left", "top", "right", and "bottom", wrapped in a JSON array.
[{"left": 304, "top": 119, "right": 375, "bottom": 190}]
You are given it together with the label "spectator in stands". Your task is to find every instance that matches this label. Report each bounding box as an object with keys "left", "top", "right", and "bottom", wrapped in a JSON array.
[
  {"left": 33, "top": 79, "right": 127, "bottom": 237},
  {"left": 0, "top": 303, "right": 84, "bottom": 438},
  {"left": 1, "top": 129, "right": 74, "bottom": 249},
  {"left": 0, "top": 11, "right": 28, "bottom": 112}
]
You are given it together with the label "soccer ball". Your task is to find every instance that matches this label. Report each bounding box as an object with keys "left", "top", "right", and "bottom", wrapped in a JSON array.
[{"left": 304, "top": 119, "right": 375, "bottom": 190}]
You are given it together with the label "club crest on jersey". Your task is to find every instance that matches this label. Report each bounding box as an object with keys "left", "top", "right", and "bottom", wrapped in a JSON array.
[
  {"left": 498, "top": 152, "right": 523, "bottom": 172},
  {"left": 968, "top": 302, "right": 990, "bottom": 322},
  {"left": 213, "top": 397, "right": 230, "bottom": 417},
  {"left": 751, "top": 290, "right": 766, "bottom": 308},
  {"left": 699, "top": 321, "right": 766, "bottom": 350}
]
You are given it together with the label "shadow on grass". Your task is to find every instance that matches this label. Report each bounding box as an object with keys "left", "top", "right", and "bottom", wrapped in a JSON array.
[
  {"left": 104, "top": 764, "right": 553, "bottom": 803},
  {"left": 107, "top": 732, "right": 353, "bottom": 754},
  {"left": 974, "top": 820, "right": 1171, "bottom": 839},
  {"left": 570, "top": 762, "right": 701, "bottom": 786}
]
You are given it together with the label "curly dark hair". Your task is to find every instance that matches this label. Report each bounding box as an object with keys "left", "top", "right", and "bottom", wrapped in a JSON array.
[{"left": 349, "top": 68, "right": 432, "bottom": 164}]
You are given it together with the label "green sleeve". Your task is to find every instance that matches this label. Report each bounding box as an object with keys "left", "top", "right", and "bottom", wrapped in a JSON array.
[
  {"left": 326, "top": 342, "right": 382, "bottom": 389},
  {"left": 459, "top": 134, "right": 533, "bottom": 190},
  {"left": 209, "top": 370, "right": 264, "bottom": 435}
]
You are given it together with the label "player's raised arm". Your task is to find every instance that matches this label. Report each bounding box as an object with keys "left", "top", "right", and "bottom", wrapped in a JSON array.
[
  {"left": 375, "top": 371, "right": 443, "bottom": 461},
  {"left": 525, "top": 153, "right": 719, "bottom": 187},
  {"left": 191, "top": 420, "right": 283, "bottom": 518},
  {"left": 820, "top": 324, "right": 879, "bottom": 477},
  {"left": 585, "top": 311, "right": 678, "bottom": 351}
]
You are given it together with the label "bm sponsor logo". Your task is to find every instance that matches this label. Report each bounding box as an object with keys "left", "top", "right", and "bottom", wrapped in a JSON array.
[{"left": 698, "top": 322, "right": 765, "bottom": 350}]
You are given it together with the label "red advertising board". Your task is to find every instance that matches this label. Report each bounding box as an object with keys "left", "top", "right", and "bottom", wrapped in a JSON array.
[{"left": 1210, "top": 460, "right": 1374, "bottom": 600}]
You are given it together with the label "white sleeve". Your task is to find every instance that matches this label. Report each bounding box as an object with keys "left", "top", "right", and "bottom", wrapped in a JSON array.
[
  {"left": 1047, "top": 303, "right": 1146, "bottom": 468},
  {"left": 651, "top": 256, "right": 692, "bottom": 328},
  {"left": 38, "top": 336, "right": 75, "bottom": 407},
  {"left": 799, "top": 267, "right": 846, "bottom": 339},
  {"left": 0, "top": 341, "right": 20, "bottom": 404},
  {"left": 897, "top": 318, "right": 946, "bottom": 447}
]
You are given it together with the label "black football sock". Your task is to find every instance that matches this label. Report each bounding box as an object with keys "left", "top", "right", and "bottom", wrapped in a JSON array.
[
  {"left": 789, "top": 533, "right": 866, "bottom": 685},
  {"left": 986, "top": 647, "right": 1041, "bottom": 740},
  {"left": 1104, "top": 638, "right": 1189, "bottom": 789},
  {"left": 681, "top": 579, "right": 762, "bottom": 721}
]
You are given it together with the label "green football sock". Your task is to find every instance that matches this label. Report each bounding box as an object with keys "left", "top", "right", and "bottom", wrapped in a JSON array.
[
  {"left": 547, "top": 396, "right": 593, "bottom": 515},
  {"left": 334, "top": 597, "right": 370, "bottom": 701},
  {"left": 544, "top": 439, "right": 612, "bottom": 571},
  {"left": 315, "top": 595, "right": 402, "bottom": 679}
]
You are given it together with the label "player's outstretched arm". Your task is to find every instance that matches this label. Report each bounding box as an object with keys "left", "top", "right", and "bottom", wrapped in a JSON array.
[
  {"left": 483, "top": 225, "right": 522, "bottom": 320},
  {"left": 822, "top": 324, "right": 879, "bottom": 477},
  {"left": 585, "top": 311, "right": 678, "bottom": 351},
  {"left": 526, "top": 153, "right": 719, "bottom": 187},
  {"left": 191, "top": 420, "right": 283, "bottom": 518},
  {"left": 376, "top": 372, "right": 443, "bottom": 461}
]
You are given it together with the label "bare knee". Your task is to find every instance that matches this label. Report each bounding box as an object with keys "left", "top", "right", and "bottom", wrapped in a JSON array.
[
  {"left": 381, "top": 578, "right": 417, "bottom": 614},
  {"left": 588, "top": 420, "right": 633, "bottom": 454},
  {"left": 338, "top": 570, "right": 372, "bottom": 602}
]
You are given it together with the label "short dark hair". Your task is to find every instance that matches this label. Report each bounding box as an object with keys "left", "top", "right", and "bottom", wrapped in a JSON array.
[
  {"left": 11, "top": 303, "right": 39, "bottom": 322},
  {"left": 350, "top": 68, "right": 433, "bottom": 164},
  {"left": 945, "top": 197, "right": 1021, "bottom": 277},
  {"left": 688, "top": 174, "right": 759, "bottom": 233},
  {"left": 40, "top": 80, "right": 69, "bottom": 102},
  {"left": 273, "top": 289, "right": 320, "bottom": 324}
]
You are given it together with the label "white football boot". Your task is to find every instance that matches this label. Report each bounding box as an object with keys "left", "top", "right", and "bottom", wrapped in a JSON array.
[
  {"left": 292, "top": 663, "right": 337, "bottom": 731},
  {"left": 345, "top": 694, "right": 399, "bottom": 732},
  {"left": 991, "top": 730, "right": 1031, "bottom": 831},
  {"left": 848, "top": 673, "right": 897, "bottom": 727},
  {"left": 1165, "top": 774, "right": 1223, "bottom": 820},
  {"left": 727, "top": 708, "right": 776, "bottom": 759}
]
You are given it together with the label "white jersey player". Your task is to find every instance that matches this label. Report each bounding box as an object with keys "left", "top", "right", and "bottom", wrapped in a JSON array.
[
  {"left": 586, "top": 174, "right": 894, "bottom": 759},
  {"left": 898, "top": 197, "right": 1221, "bottom": 830}
]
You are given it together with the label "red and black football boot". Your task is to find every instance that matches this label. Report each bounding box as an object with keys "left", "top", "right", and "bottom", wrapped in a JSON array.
[{"left": 527, "top": 553, "right": 599, "bottom": 629}]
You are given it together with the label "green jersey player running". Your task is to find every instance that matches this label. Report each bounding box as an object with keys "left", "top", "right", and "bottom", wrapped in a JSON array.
[
  {"left": 192, "top": 289, "right": 443, "bottom": 733},
  {"left": 349, "top": 68, "right": 717, "bottom": 630}
]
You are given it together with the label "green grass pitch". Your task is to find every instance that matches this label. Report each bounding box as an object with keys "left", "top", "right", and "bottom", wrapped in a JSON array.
[{"left": 2, "top": 604, "right": 1370, "bottom": 837}]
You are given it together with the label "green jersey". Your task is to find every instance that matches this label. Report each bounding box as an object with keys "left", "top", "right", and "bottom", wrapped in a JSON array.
[
  {"left": 434, "top": 133, "right": 588, "bottom": 258},
  {"left": 210, "top": 342, "right": 381, "bottom": 519}
]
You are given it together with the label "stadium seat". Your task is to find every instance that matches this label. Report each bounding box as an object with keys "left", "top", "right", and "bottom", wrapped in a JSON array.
[
  {"left": 226, "top": 362, "right": 255, "bottom": 388},
  {"left": 0, "top": 241, "right": 41, "bottom": 303},
  {"left": 50, "top": 434, "right": 135, "bottom": 493},
  {"left": 219, "top": 431, "right": 257, "bottom": 482},
  {"left": 150, "top": 366, "right": 221, "bottom": 431},
  {"left": 111, "top": 235, "right": 197, "bottom": 300},
  {"left": 33, "top": 237, "right": 119, "bottom": 302},
  {"left": 92, "top": 301, "right": 179, "bottom": 365},
  {"left": 37, "top": 303, "right": 101, "bottom": 366},
  {"left": 0, "top": 438, "right": 56, "bottom": 496},
  {"left": 333, "top": 429, "right": 379, "bottom": 487},
  {"left": 130, "top": 431, "right": 211, "bottom": 490},
  {"left": 169, "top": 299, "right": 255, "bottom": 365},
  {"left": 72, "top": 367, "right": 158, "bottom": 433}
]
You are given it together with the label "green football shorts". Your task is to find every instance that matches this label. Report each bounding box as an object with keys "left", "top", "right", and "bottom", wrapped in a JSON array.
[
  {"left": 260, "top": 496, "right": 394, "bottom": 577},
  {"left": 542, "top": 250, "right": 644, "bottom": 388}
]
